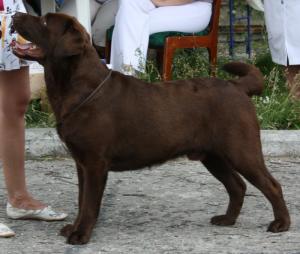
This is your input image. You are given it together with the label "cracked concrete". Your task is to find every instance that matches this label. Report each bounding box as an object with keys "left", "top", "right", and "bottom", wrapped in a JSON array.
[{"left": 0, "top": 157, "right": 300, "bottom": 254}]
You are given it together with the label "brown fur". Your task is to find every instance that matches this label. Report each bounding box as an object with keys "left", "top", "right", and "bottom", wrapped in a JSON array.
[{"left": 12, "top": 12, "right": 290, "bottom": 245}]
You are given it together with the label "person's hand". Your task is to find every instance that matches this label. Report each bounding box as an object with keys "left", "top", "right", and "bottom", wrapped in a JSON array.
[
  {"left": 151, "top": 0, "right": 193, "bottom": 7},
  {"left": 246, "top": 0, "right": 264, "bottom": 12}
]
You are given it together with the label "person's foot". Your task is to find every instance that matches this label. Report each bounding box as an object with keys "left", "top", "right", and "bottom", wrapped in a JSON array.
[
  {"left": 8, "top": 194, "right": 46, "bottom": 210},
  {"left": 7, "top": 194, "right": 67, "bottom": 221},
  {"left": 6, "top": 203, "right": 67, "bottom": 221},
  {"left": 121, "top": 64, "right": 144, "bottom": 77},
  {"left": 0, "top": 223, "right": 15, "bottom": 238}
]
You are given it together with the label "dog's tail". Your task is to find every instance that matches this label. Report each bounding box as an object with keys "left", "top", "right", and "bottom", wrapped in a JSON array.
[{"left": 223, "top": 62, "right": 264, "bottom": 96}]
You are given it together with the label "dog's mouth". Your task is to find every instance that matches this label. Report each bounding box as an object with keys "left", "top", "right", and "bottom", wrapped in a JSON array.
[{"left": 11, "top": 40, "right": 45, "bottom": 60}]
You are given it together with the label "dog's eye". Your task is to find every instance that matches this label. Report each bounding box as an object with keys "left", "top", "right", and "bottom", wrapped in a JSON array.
[{"left": 41, "top": 16, "right": 47, "bottom": 27}]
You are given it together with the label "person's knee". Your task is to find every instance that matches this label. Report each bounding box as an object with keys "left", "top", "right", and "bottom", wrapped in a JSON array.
[
  {"left": 118, "top": 0, "right": 144, "bottom": 11},
  {"left": 119, "top": 0, "right": 135, "bottom": 6},
  {"left": 16, "top": 97, "right": 30, "bottom": 117},
  {"left": 117, "top": 0, "right": 154, "bottom": 19},
  {"left": 0, "top": 94, "right": 30, "bottom": 119}
]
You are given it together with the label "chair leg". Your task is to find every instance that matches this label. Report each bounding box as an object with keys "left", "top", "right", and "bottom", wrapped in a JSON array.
[
  {"left": 105, "top": 40, "right": 111, "bottom": 64},
  {"left": 156, "top": 48, "right": 164, "bottom": 75},
  {"left": 162, "top": 43, "right": 176, "bottom": 81},
  {"left": 208, "top": 47, "right": 217, "bottom": 77}
]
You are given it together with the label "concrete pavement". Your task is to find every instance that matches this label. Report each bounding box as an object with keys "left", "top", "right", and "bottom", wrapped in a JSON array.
[{"left": 0, "top": 157, "right": 300, "bottom": 253}]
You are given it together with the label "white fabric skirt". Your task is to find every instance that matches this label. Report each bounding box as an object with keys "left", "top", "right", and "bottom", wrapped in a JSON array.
[{"left": 0, "top": 0, "right": 29, "bottom": 71}]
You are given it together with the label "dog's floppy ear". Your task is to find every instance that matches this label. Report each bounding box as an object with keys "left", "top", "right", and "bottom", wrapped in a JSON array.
[{"left": 53, "top": 20, "right": 87, "bottom": 57}]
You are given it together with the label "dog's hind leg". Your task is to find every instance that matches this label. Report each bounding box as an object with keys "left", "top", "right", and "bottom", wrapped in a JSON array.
[
  {"left": 229, "top": 151, "right": 290, "bottom": 232},
  {"left": 201, "top": 154, "right": 246, "bottom": 226},
  {"left": 61, "top": 162, "right": 84, "bottom": 238},
  {"left": 66, "top": 159, "right": 108, "bottom": 245}
]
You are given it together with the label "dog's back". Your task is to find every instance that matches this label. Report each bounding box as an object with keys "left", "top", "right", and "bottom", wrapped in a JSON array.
[{"left": 72, "top": 63, "right": 263, "bottom": 172}]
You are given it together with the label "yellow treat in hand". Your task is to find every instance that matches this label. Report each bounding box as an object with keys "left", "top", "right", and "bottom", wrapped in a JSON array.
[{"left": 17, "top": 35, "right": 27, "bottom": 44}]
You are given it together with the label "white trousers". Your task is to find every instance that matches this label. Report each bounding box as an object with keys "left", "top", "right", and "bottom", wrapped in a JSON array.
[
  {"left": 60, "top": 0, "right": 118, "bottom": 47},
  {"left": 59, "top": 0, "right": 98, "bottom": 21},
  {"left": 111, "top": 0, "right": 212, "bottom": 74},
  {"left": 264, "top": 0, "right": 300, "bottom": 66},
  {"left": 92, "top": 0, "right": 119, "bottom": 47}
]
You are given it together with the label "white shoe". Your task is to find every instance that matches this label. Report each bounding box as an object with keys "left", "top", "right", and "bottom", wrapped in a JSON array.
[
  {"left": 6, "top": 203, "right": 68, "bottom": 221},
  {"left": 0, "top": 223, "right": 15, "bottom": 238}
]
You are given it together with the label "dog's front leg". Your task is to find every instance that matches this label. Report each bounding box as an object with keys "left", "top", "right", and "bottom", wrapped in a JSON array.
[
  {"left": 61, "top": 162, "right": 84, "bottom": 238},
  {"left": 67, "top": 160, "right": 108, "bottom": 245}
]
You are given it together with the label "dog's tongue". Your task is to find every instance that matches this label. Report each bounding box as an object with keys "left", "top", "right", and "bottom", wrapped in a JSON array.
[
  {"left": 11, "top": 41, "right": 33, "bottom": 50},
  {"left": 11, "top": 40, "right": 44, "bottom": 59}
]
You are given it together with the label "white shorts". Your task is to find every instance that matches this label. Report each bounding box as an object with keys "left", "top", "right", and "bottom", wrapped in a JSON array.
[{"left": 0, "top": 0, "right": 29, "bottom": 71}]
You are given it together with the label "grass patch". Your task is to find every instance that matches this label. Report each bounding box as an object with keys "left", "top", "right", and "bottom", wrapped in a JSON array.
[
  {"left": 140, "top": 48, "right": 300, "bottom": 129},
  {"left": 25, "top": 99, "right": 55, "bottom": 128},
  {"left": 253, "top": 62, "right": 300, "bottom": 129},
  {"left": 25, "top": 47, "right": 300, "bottom": 129}
]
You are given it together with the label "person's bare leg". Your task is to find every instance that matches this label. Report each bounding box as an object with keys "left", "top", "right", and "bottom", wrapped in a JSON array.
[
  {"left": 285, "top": 65, "right": 300, "bottom": 98},
  {"left": 286, "top": 65, "right": 300, "bottom": 84},
  {"left": 0, "top": 67, "right": 45, "bottom": 210}
]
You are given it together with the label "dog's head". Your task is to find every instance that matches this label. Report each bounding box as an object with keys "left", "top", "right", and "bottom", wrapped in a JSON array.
[{"left": 12, "top": 12, "right": 90, "bottom": 63}]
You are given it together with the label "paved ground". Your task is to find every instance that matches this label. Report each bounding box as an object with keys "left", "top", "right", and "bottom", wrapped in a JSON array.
[{"left": 0, "top": 157, "right": 300, "bottom": 254}]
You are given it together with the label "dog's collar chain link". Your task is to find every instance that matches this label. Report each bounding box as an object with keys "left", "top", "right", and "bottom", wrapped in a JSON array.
[{"left": 57, "top": 70, "right": 113, "bottom": 127}]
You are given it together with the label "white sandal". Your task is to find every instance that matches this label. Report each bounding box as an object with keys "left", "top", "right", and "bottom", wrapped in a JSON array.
[
  {"left": 0, "top": 223, "right": 15, "bottom": 238},
  {"left": 6, "top": 203, "right": 67, "bottom": 221}
]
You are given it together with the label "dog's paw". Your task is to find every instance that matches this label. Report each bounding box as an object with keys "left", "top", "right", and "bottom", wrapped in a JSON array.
[
  {"left": 267, "top": 219, "right": 290, "bottom": 233},
  {"left": 210, "top": 215, "right": 236, "bottom": 226},
  {"left": 60, "top": 224, "right": 75, "bottom": 238},
  {"left": 67, "top": 231, "right": 90, "bottom": 245}
]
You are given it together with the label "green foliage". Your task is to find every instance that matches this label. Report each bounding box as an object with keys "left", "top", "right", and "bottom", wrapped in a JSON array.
[
  {"left": 253, "top": 56, "right": 300, "bottom": 129},
  {"left": 140, "top": 48, "right": 300, "bottom": 130},
  {"left": 172, "top": 49, "right": 210, "bottom": 79},
  {"left": 26, "top": 48, "right": 300, "bottom": 130},
  {"left": 25, "top": 99, "right": 55, "bottom": 128}
]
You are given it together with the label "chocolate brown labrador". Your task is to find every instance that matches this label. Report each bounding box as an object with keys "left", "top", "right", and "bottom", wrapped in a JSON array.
[{"left": 12, "top": 12, "right": 290, "bottom": 245}]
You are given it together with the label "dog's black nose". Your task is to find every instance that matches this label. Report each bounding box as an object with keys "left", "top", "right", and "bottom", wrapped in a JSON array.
[{"left": 12, "top": 12, "right": 25, "bottom": 21}]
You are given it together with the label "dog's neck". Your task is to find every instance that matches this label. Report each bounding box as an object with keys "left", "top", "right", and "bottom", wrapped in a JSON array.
[{"left": 43, "top": 46, "right": 110, "bottom": 123}]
